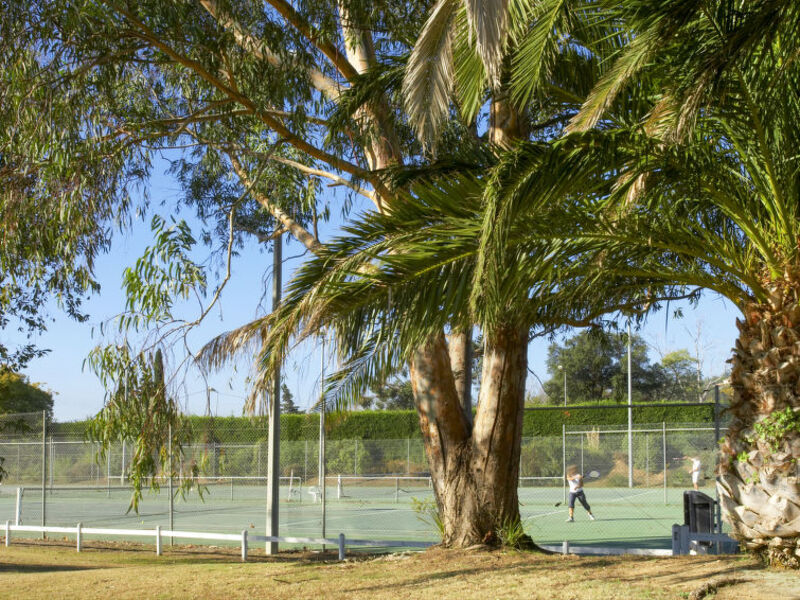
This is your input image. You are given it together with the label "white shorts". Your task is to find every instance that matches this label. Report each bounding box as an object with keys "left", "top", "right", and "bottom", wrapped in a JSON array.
[{"left": 692, "top": 472, "right": 700, "bottom": 484}]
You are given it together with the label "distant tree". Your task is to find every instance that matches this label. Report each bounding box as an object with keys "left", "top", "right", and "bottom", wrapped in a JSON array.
[
  {"left": 544, "top": 330, "right": 660, "bottom": 404},
  {"left": 280, "top": 383, "right": 301, "bottom": 414},
  {"left": 658, "top": 350, "right": 701, "bottom": 402},
  {"left": 0, "top": 369, "right": 53, "bottom": 418},
  {"left": 369, "top": 377, "right": 415, "bottom": 411}
]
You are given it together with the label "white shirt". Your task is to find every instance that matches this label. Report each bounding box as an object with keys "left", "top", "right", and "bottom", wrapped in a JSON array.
[
  {"left": 691, "top": 459, "right": 701, "bottom": 473},
  {"left": 568, "top": 474, "right": 583, "bottom": 493}
]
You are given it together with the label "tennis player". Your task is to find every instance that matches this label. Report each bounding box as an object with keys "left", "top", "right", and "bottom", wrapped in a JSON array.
[
  {"left": 685, "top": 456, "right": 702, "bottom": 490},
  {"left": 565, "top": 466, "right": 596, "bottom": 522}
]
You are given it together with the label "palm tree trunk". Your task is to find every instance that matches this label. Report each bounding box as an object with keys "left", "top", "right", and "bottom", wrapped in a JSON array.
[
  {"left": 410, "top": 328, "right": 527, "bottom": 546},
  {"left": 719, "top": 286, "right": 800, "bottom": 568}
]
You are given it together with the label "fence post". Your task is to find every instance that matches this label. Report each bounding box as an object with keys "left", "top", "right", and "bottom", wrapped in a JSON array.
[
  {"left": 168, "top": 423, "right": 174, "bottom": 546},
  {"left": 562, "top": 424, "right": 567, "bottom": 505},
  {"left": 106, "top": 448, "right": 111, "bottom": 498},
  {"left": 241, "top": 530, "right": 248, "bottom": 562},
  {"left": 680, "top": 524, "right": 690, "bottom": 555},
  {"left": 395, "top": 477, "right": 399, "bottom": 503},
  {"left": 580, "top": 436, "right": 584, "bottom": 475},
  {"left": 671, "top": 524, "right": 680, "bottom": 555},
  {"left": 41, "top": 410, "right": 46, "bottom": 539},
  {"left": 319, "top": 345, "right": 327, "bottom": 549},
  {"left": 714, "top": 385, "right": 722, "bottom": 533},
  {"left": 156, "top": 525, "right": 162, "bottom": 556},
  {"left": 121, "top": 439, "right": 126, "bottom": 485},
  {"left": 338, "top": 533, "right": 345, "bottom": 560},
  {"left": 561, "top": 540, "right": 569, "bottom": 555},
  {"left": 15, "top": 487, "right": 22, "bottom": 525},
  {"left": 645, "top": 432, "right": 649, "bottom": 487},
  {"left": 354, "top": 439, "right": 358, "bottom": 475},
  {"left": 662, "top": 422, "right": 667, "bottom": 505},
  {"left": 76, "top": 522, "right": 82, "bottom": 552},
  {"left": 5, "top": 520, "right": 9, "bottom": 547},
  {"left": 49, "top": 436, "right": 54, "bottom": 489},
  {"left": 406, "top": 439, "right": 410, "bottom": 474}
]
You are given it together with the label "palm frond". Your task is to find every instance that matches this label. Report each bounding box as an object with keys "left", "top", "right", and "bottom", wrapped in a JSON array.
[
  {"left": 463, "top": 0, "right": 509, "bottom": 87},
  {"left": 403, "top": 0, "right": 458, "bottom": 146}
]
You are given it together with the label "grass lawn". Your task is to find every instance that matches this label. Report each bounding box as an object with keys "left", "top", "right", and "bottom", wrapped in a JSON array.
[{"left": 0, "top": 540, "right": 797, "bottom": 600}]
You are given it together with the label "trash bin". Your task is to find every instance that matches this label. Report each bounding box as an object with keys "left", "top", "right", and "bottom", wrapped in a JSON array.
[
  {"left": 683, "top": 490, "right": 715, "bottom": 534},
  {"left": 684, "top": 491, "right": 715, "bottom": 553}
]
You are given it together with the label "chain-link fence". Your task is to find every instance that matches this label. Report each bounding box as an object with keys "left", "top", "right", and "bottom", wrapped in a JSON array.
[{"left": 0, "top": 405, "right": 726, "bottom": 550}]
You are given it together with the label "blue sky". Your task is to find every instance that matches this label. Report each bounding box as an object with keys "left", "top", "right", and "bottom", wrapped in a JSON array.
[{"left": 7, "top": 160, "right": 741, "bottom": 421}]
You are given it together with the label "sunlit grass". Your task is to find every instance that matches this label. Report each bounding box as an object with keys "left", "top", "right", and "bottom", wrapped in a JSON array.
[{"left": 1, "top": 540, "right": 795, "bottom": 599}]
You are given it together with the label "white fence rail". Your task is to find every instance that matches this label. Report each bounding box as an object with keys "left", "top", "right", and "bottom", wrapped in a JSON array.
[
  {"left": 2, "top": 522, "right": 434, "bottom": 561},
  {"left": 539, "top": 526, "right": 738, "bottom": 557},
  {"left": 671, "top": 524, "right": 738, "bottom": 555}
]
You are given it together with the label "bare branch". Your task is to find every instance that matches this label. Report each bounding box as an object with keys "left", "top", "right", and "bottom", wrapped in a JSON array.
[{"left": 267, "top": 155, "right": 374, "bottom": 201}]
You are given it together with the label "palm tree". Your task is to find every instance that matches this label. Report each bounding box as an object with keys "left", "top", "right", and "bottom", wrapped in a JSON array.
[
  {"left": 467, "top": 0, "right": 800, "bottom": 566},
  {"left": 399, "top": 0, "right": 800, "bottom": 561}
]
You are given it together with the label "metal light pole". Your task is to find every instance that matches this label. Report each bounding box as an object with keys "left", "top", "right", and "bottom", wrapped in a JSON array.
[
  {"left": 627, "top": 321, "right": 633, "bottom": 488},
  {"left": 319, "top": 330, "right": 327, "bottom": 546},
  {"left": 266, "top": 232, "right": 282, "bottom": 554}
]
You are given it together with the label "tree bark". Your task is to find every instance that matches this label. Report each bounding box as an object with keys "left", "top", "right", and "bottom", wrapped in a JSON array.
[
  {"left": 411, "top": 328, "right": 527, "bottom": 546},
  {"left": 719, "top": 283, "right": 800, "bottom": 568},
  {"left": 447, "top": 329, "right": 473, "bottom": 426},
  {"left": 404, "top": 73, "right": 528, "bottom": 547}
]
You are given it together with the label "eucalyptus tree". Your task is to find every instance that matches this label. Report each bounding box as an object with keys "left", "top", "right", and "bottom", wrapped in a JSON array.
[
  {"left": 3, "top": 0, "right": 592, "bottom": 545},
  {"left": 0, "top": 9, "right": 137, "bottom": 369},
  {"left": 2, "top": 0, "right": 425, "bottom": 499},
  {"left": 228, "top": 173, "right": 691, "bottom": 546}
]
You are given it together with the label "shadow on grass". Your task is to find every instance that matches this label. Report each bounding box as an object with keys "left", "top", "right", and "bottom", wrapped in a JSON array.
[
  {"left": 0, "top": 563, "right": 101, "bottom": 574},
  {"left": 338, "top": 553, "right": 626, "bottom": 594}
]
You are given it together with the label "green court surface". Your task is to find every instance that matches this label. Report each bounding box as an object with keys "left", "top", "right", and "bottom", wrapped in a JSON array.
[{"left": 0, "top": 481, "right": 708, "bottom": 550}]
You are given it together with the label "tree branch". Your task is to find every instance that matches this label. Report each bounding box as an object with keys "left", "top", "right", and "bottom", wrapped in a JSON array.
[
  {"left": 228, "top": 153, "right": 323, "bottom": 256},
  {"left": 107, "top": 1, "right": 371, "bottom": 182},
  {"left": 264, "top": 0, "right": 360, "bottom": 82},
  {"left": 199, "top": 0, "right": 343, "bottom": 101}
]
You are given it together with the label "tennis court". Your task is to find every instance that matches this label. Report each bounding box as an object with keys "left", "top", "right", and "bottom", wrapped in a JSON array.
[{"left": 1, "top": 478, "right": 701, "bottom": 550}]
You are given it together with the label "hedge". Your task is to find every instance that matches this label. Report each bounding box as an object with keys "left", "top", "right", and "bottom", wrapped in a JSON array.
[
  {"left": 522, "top": 403, "right": 719, "bottom": 437},
  {"left": 52, "top": 403, "right": 719, "bottom": 442}
]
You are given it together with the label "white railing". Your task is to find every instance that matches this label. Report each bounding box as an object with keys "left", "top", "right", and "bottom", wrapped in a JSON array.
[
  {"left": 2, "top": 521, "right": 434, "bottom": 561},
  {"left": 540, "top": 542, "right": 672, "bottom": 556},
  {"left": 671, "top": 524, "right": 738, "bottom": 555}
]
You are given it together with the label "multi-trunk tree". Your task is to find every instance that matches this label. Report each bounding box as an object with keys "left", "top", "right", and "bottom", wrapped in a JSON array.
[
  {"left": 3, "top": 0, "right": 619, "bottom": 546},
  {"left": 430, "top": 0, "right": 800, "bottom": 566}
]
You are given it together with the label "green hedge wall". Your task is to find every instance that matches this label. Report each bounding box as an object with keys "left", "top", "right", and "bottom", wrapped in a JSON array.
[
  {"left": 521, "top": 403, "right": 717, "bottom": 436},
  {"left": 53, "top": 404, "right": 717, "bottom": 442}
]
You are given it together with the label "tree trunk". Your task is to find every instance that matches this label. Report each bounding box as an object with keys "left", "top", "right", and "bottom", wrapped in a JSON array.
[
  {"left": 404, "top": 74, "right": 528, "bottom": 547},
  {"left": 411, "top": 328, "right": 527, "bottom": 546},
  {"left": 447, "top": 329, "right": 473, "bottom": 426},
  {"left": 719, "top": 284, "right": 800, "bottom": 568}
]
